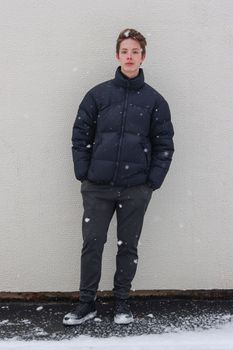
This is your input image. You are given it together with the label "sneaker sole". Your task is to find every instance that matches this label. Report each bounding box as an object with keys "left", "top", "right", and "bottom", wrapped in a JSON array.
[
  {"left": 63, "top": 310, "right": 97, "bottom": 325},
  {"left": 114, "top": 314, "right": 134, "bottom": 324}
]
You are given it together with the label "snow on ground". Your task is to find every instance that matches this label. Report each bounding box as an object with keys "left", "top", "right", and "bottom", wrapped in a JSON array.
[{"left": 0, "top": 321, "right": 233, "bottom": 350}]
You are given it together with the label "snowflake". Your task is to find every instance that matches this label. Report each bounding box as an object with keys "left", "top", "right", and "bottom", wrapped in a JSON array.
[
  {"left": 36, "top": 306, "right": 43, "bottom": 311},
  {"left": 124, "top": 30, "right": 130, "bottom": 37},
  {"left": 85, "top": 217, "right": 90, "bottom": 223}
]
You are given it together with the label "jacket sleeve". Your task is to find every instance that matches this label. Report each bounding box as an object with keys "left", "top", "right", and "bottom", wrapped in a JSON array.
[
  {"left": 71, "top": 91, "right": 98, "bottom": 182},
  {"left": 147, "top": 98, "right": 175, "bottom": 190}
]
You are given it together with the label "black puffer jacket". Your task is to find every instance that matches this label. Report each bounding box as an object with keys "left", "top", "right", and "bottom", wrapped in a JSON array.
[{"left": 71, "top": 66, "right": 174, "bottom": 190}]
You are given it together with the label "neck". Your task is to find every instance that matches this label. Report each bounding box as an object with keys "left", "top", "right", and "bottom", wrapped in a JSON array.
[{"left": 120, "top": 67, "right": 139, "bottom": 79}]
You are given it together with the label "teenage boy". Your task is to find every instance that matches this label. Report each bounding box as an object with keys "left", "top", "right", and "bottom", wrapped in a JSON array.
[{"left": 63, "top": 28, "right": 174, "bottom": 325}]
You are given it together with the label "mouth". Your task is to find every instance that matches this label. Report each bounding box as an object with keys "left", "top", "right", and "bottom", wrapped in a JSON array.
[{"left": 125, "top": 63, "right": 134, "bottom": 66}]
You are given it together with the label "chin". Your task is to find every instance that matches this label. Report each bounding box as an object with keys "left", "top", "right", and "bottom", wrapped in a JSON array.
[{"left": 124, "top": 65, "right": 137, "bottom": 72}]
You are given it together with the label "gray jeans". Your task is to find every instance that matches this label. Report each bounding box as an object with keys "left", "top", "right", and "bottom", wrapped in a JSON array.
[{"left": 79, "top": 180, "right": 153, "bottom": 302}]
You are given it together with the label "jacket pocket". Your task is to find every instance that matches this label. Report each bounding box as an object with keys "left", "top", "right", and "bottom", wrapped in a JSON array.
[{"left": 140, "top": 142, "right": 151, "bottom": 170}]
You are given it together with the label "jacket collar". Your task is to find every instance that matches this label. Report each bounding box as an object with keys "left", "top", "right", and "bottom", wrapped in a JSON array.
[{"left": 113, "top": 66, "right": 145, "bottom": 90}]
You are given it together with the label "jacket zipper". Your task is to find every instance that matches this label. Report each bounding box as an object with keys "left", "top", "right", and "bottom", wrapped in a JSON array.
[{"left": 112, "top": 83, "right": 129, "bottom": 183}]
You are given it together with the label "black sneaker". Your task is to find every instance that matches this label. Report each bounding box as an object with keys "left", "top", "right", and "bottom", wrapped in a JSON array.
[
  {"left": 114, "top": 298, "right": 134, "bottom": 324},
  {"left": 63, "top": 300, "right": 97, "bottom": 325}
]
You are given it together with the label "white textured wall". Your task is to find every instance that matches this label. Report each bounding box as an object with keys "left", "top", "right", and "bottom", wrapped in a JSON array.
[{"left": 0, "top": 0, "right": 233, "bottom": 292}]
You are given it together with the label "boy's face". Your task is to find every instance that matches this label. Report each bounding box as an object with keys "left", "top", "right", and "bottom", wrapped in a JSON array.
[{"left": 116, "top": 38, "right": 145, "bottom": 78}]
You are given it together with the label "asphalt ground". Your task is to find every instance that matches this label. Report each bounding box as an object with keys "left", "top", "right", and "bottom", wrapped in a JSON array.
[{"left": 0, "top": 297, "right": 233, "bottom": 341}]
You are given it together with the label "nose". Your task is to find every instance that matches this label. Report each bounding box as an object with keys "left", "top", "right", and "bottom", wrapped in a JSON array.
[{"left": 127, "top": 53, "right": 132, "bottom": 60}]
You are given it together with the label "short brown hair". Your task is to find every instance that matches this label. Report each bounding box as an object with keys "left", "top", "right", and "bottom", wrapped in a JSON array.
[{"left": 116, "top": 28, "right": 147, "bottom": 57}]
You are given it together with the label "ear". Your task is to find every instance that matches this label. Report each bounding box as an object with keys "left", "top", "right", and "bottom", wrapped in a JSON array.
[
  {"left": 116, "top": 52, "right": 120, "bottom": 60},
  {"left": 141, "top": 53, "right": 146, "bottom": 64}
]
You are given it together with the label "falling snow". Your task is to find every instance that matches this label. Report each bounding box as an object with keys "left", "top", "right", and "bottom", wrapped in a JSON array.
[
  {"left": 85, "top": 217, "right": 90, "bottom": 223},
  {"left": 124, "top": 30, "right": 130, "bottom": 37},
  {"left": 36, "top": 306, "right": 43, "bottom": 311}
]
